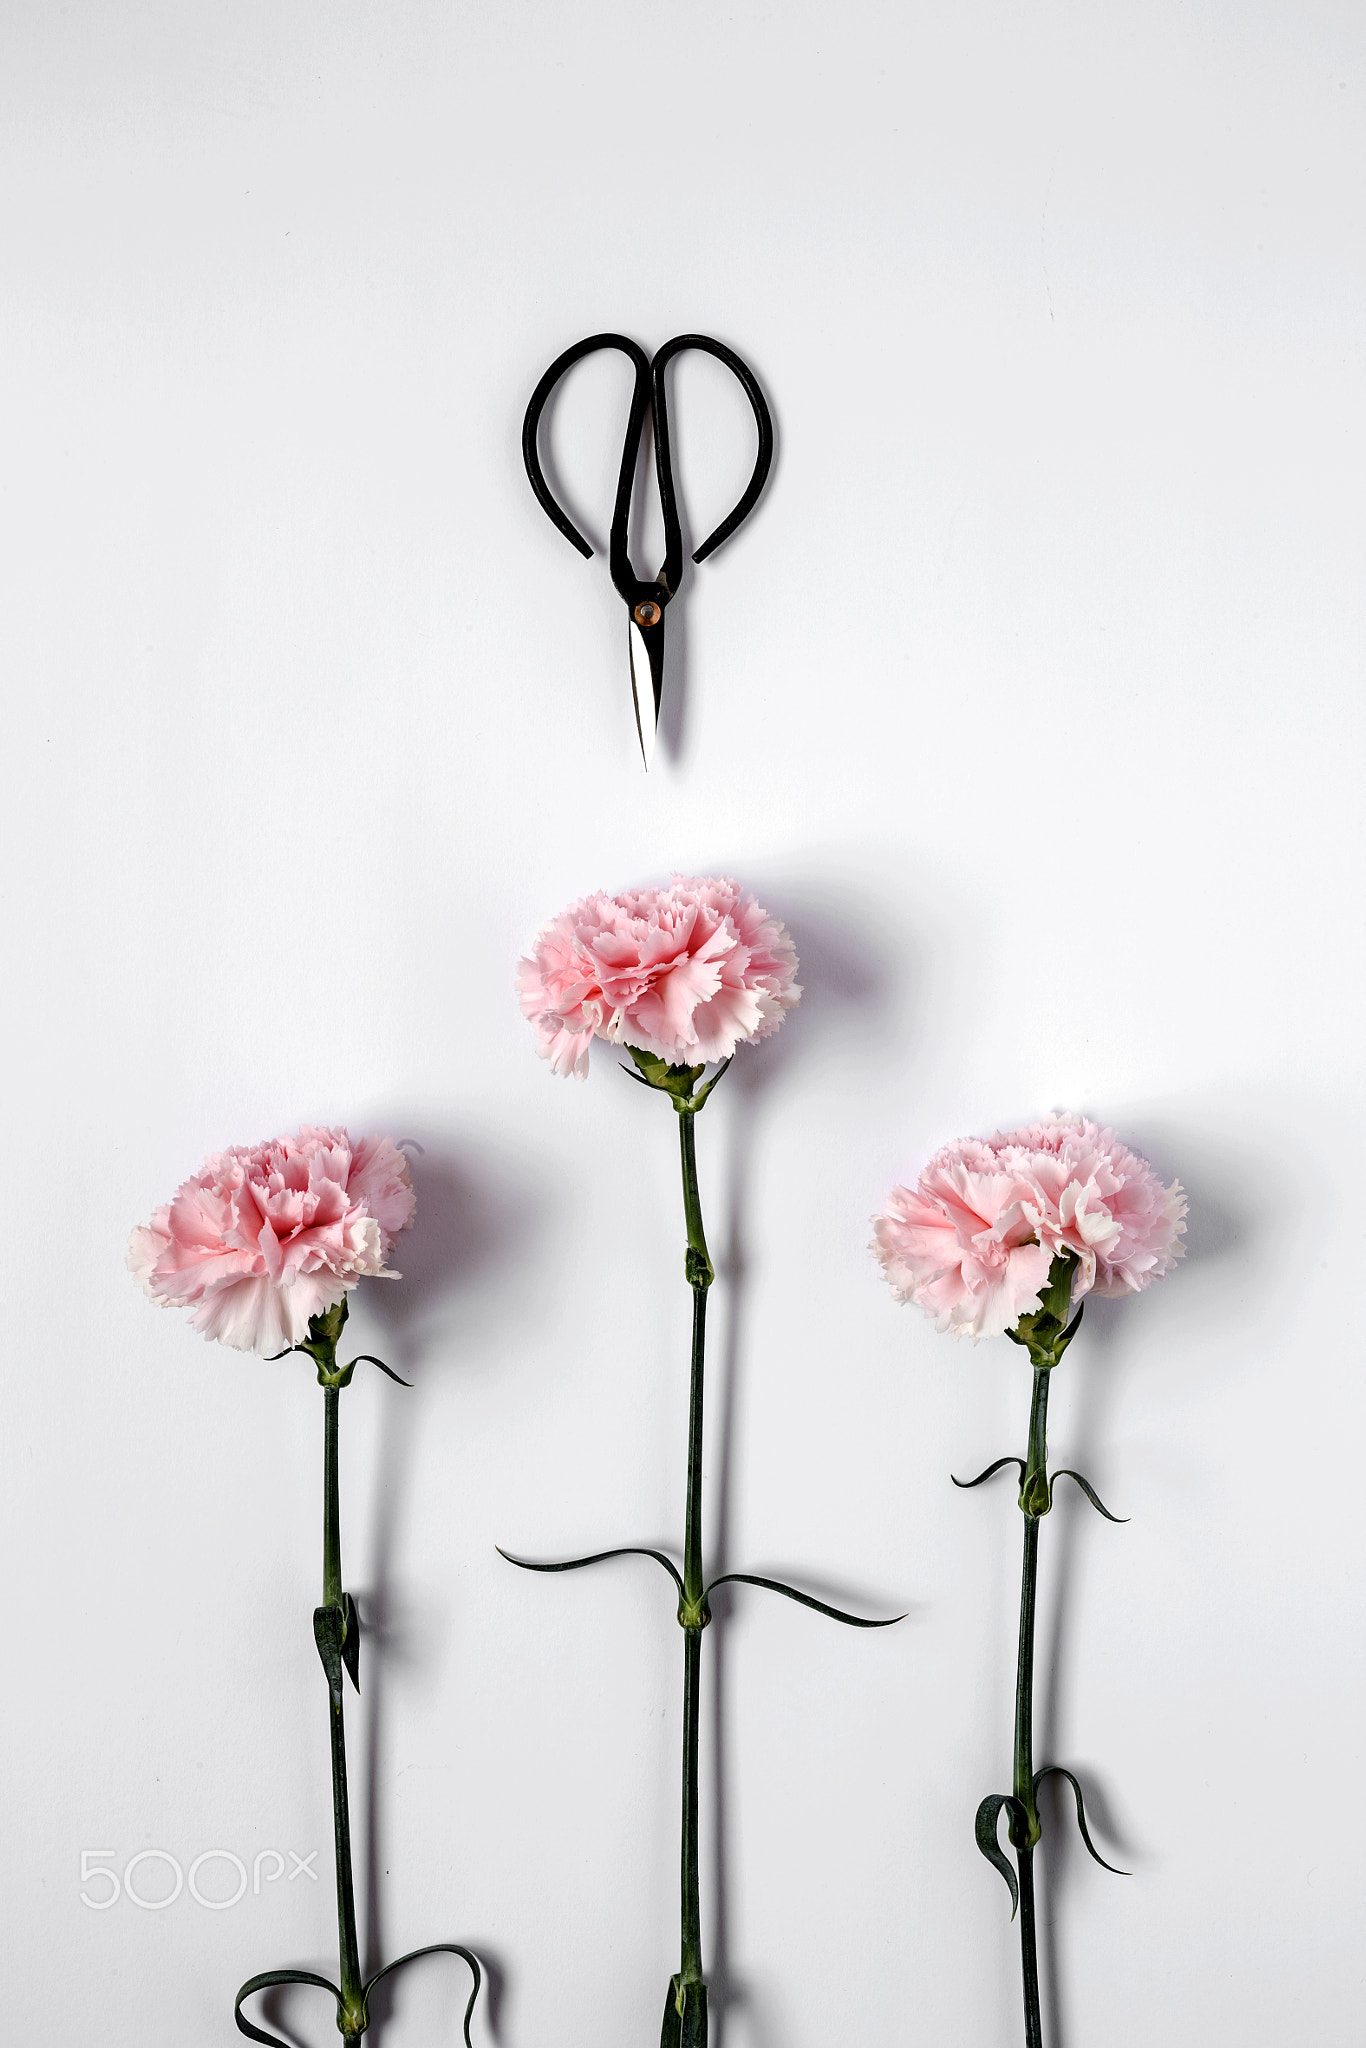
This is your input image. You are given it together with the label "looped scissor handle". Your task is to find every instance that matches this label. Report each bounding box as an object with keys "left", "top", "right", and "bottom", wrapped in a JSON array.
[
  {"left": 651, "top": 333, "right": 774, "bottom": 566},
  {"left": 521, "top": 331, "right": 773, "bottom": 600},
  {"left": 521, "top": 332, "right": 652, "bottom": 565}
]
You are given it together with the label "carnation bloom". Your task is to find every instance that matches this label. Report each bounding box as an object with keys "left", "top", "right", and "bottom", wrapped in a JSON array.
[
  {"left": 128, "top": 1127, "right": 415, "bottom": 1355},
  {"left": 517, "top": 875, "right": 801, "bottom": 1078},
  {"left": 871, "top": 1114, "right": 1186, "bottom": 1340}
]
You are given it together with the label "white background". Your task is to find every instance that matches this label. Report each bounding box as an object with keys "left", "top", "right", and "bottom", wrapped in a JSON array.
[{"left": 1, "top": 5, "right": 1362, "bottom": 2044}]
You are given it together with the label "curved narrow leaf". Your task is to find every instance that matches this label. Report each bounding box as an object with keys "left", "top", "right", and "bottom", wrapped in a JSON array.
[
  {"left": 974, "top": 1795, "right": 1024, "bottom": 1918},
  {"left": 496, "top": 1544, "right": 685, "bottom": 1599},
  {"left": 1034, "top": 1765, "right": 1129, "bottom": 1875},
  {"left": 234, "top": 1967, "right": 342, "bottom": 2047},
  {"left": 691, "top": 1055, "right": 733, "bottom": 1112},
  {"left": 347, "top": 1353, "right": 413, "bottom": 1388},
  {"left": 313, "top": 1605, "right": 345, "bottom": 1702},
  {"left": 341, "top": 1592, "right": 360, "bottom": 1693},
  {"left": 1057, "top": 1300, "right": 1086, "bottom": 1349},
  {"left": 951, "top": 1456, "right": 1025, "bottom": 1491},
  {"left": 365, "top": 1941, "right": 483, "bottom": 2048},
  {"left": 660, "top": 1980, "right": 682, "bottom": 2048},
  {"left": 1050, "top": 1469, "right": 1129, "bottom": 1523},
  {"left": 705, "top": 1571, "right": 903, "bottom": 1627}
]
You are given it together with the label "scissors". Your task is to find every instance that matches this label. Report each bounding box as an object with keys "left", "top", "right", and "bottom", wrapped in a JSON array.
[{"left": 522, "top": 332, "right": 774, "bottom": 767}]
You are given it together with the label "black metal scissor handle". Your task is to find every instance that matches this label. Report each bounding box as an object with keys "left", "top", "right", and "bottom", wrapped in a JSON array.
[{"left": 521, "top": 331, "right": 774, "bottom": 605}]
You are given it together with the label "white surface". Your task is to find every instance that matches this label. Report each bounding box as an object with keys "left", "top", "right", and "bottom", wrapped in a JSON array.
[{"left": 1, "top": 4, "right": 1362, "bottom": 2044}]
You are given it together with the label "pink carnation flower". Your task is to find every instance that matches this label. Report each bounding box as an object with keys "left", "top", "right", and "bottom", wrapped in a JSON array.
[
  {"left": 128, "top": 1127, "right": 415, "bottom": 1356},
  {"left": 871, "top": 1114, "right": 1186, "bottom": 1340},
  {"left": 517, "top": 875, "right": 801, "bottom": 1078}
]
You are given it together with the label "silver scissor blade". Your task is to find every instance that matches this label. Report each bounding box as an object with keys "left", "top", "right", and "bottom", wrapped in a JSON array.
[{"left": 628, "top": 620, "right": 657, "bottom": 770}]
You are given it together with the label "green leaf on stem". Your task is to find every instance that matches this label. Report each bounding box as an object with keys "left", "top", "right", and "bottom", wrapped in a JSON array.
[
  {"left": 660, "top": 1974, "right": 709, "bottom": 2048},
  {"left": 235, "top": 1966, "right": 344, "bottom": 2048},
  {"left": 363, "top": 1942, "right": 483, "bottom": 2048},
  {"left": 975, "top": 1794, "right": 1026, "bottom": 1917},
  {"left": 1033, "top": 1765, "right": 1129, "bottom": 1875},
  {"left": 496, "top": 1543, "right": 685, "bottom": 1599},
  {"left": 313, "top": 1604, "right": 346, "bottom": 1702},
  {"left": 951, "top": 1456, "right": 1026, "bottom": 1492},
  {"left": 1050, "top": 1470, "right": 1129, "bottom": 1523},
  {"left": 346, "top": 1353, "right": 413, "bottom": 1388},
  {"left": 689, "top": 1056, "right": 732, "bottom": 1111},
  {"left": 705, "top": 1571, "right": 904, "bottom": 1627},
  {"left": 341, "top": 1593, "right": 360, "bottom": 1692}
]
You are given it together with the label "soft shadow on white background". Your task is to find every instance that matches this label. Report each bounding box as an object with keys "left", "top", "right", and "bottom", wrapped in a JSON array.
[{"left": 1, "top": 5, "right": 1362, "bottom": 2046}]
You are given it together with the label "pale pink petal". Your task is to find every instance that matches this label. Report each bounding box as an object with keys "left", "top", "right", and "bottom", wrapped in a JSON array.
[
  {"left": 129, "top": 1127, "right": 417, "bottom": 1358},
  {"left": 516, "top": 876, "right": 800, "bottom": 1077},
  {"left": 127, "top": 1221, "right": 172, "bottom": 1297},
  {"left": 872, "top": 1114, "right": 1184, "bottom": 1346}
]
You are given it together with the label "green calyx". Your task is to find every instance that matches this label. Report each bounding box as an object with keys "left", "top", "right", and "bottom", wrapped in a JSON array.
[
  {"left": 1008, "top": 1250, "right": 1084, "bottom": 1373},
  {"left": 299, "top": 1300, "right": 353, "bottom": 1384},
  {"left": 622, "top": 1046, "right": 733, "bottom": 1115},
  {"left": 266, "top": 1300, "right": 412, "bottom": 1391}
]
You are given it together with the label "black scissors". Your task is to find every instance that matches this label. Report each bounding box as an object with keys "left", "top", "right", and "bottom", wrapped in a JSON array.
[{"left": 522, "top": 332, "right": 774, "bottom": 767}]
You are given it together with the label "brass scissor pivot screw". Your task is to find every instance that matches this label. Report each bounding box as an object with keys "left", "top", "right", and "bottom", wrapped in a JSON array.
[{"left": 634, "top": 601, "right": 662, "bottom": 627}]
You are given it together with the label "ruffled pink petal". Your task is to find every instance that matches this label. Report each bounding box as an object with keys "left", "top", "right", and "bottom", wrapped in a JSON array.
[
  {"left": 872, "top": 1115, "right": 1184, "bottom": 1344},
  {"left": 129, "top": 1127, "right": 416, "bottom": 1357},
  {"left": 517, "top": 876, "right": 800, "bottom": 1077},
  {"left": 127, "top": 1221, "right": 172, "bottom": 1297}
]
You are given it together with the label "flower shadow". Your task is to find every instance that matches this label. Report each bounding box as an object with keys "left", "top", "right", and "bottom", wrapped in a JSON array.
[
  {"left": 704, "top": 884, "right": 906, "bottom": 2048},
  {"left": 1033, "top": 1111, "right": 1265, "bottom": 2048},
  {"left": 358, "top": 1136, "right": 537, "bottom": 1374},
  {"left": 346, "top": 1133, "right": 540, "bottom": 2044}
]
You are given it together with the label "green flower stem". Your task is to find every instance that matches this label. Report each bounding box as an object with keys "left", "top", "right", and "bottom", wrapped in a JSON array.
[
  {"left": 676, "top": 1105, "right": 712, "bottom": 2011},
  {"left": 1013, "top": 1364, "right": 1051, "bottom": 1826},
  {"left": 582, "top": 1051, "right": 897, "bottom": 2044},
  {"left": 321, "top": 1378, "right": 365, "bottom": 2040},
  {"left": 323, "top": 1384, "right": 344, "bottom": 1609},
  {"left": 1010, "top": 1363, "right": 1050, "bottom": 2048},
  {"left": 1015, "top": 1849, "right": 1042, "bottom": 2048},
  {"left": 238, "top": 1303, "right": 485, "bottom": 2048},
  {"left": 679, "top": 1107, "right": 713, "bottom": 1609}
]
